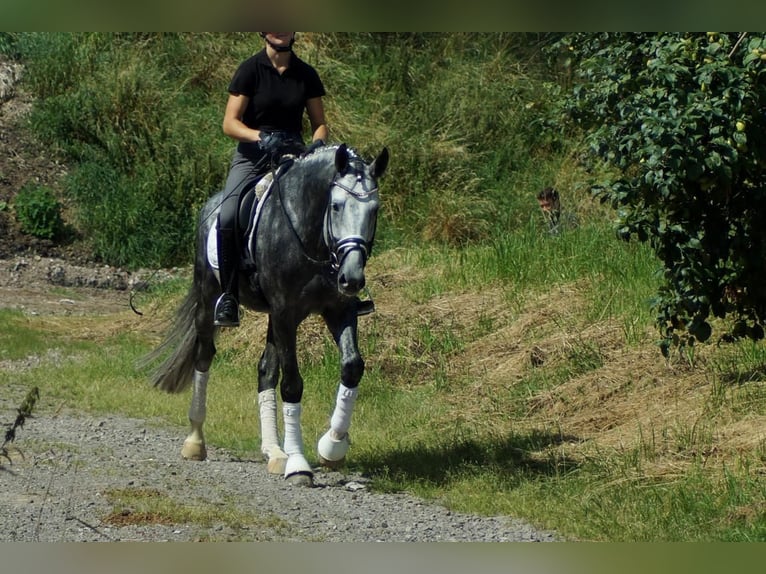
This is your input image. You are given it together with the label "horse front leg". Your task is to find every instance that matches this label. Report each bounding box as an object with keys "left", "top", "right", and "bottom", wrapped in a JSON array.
[
  {"left": 257, "top": 319, "right": 288, "bottom": 474},
  {"left": 318, "top": 310, "right": 363, "bottom": 468},
  {"left": 273, "top": 315, "right": 313, "bottom": 486}
]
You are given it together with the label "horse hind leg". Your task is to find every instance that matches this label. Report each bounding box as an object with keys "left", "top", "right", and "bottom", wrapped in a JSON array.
[
  {"left": 182, "top": 290, "right": 217, "bottom": 461},
  {"left": 258, "top": 389, "right": 288, "bottom": 473},
  {"left": 182, "top": 368, "right": 209, "bottom": 460}
]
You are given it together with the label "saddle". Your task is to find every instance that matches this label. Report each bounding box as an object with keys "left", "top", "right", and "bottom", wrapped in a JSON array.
[
  {"left": 206, "top": 155, "right": 298, "bottom": 277},
  {"left": 237, "top": 158, "right": 295, "bottom": 272}
]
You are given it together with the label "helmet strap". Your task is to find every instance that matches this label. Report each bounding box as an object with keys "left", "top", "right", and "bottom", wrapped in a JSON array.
[{"left": 262, "top": 33, "right": 295, "bottom": 53}]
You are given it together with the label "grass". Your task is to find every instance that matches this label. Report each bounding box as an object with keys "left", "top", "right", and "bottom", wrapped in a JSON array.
[
  {"left": 2, "top": 220, "right": 766, "bottom": 541},
  {"left": 0, "top": 309, "right": 65, "bottom": 361},
  {"left": 102, "top": 487, "right": 294, "bottom": 541}
]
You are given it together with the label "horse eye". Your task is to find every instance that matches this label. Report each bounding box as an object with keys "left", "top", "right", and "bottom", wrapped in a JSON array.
[{"left": 332, "top": 202, "right": 341, "bottom": 212}]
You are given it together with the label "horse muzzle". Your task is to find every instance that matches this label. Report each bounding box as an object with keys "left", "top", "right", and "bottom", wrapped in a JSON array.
[{"left": 333, "top": 238, "right": 369, "bottom": 296}]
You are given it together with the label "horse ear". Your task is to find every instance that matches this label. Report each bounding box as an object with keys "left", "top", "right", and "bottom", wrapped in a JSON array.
[
  {"left": 371, "top": 147, "right": 389, "bottom": 179},
  {"left": 334, "top": 143, "right": 349, "bottom": 173}
]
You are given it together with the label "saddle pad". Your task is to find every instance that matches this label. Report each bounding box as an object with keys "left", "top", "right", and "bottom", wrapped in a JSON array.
[{"left": 206, "top": 176, "right": 275, "bottom": 274}]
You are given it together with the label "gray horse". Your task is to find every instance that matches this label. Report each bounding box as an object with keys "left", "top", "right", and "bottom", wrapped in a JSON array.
[{"left": 144, "top": 143, "right": 389, "bottom": 486}]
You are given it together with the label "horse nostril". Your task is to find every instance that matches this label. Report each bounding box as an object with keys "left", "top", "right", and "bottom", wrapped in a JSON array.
[{"left": 338, "top": 273, "right": 364, "bottom": 294}]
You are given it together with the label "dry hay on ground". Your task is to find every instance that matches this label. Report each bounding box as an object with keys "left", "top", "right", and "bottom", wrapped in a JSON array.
[{"left": 399, "top": 279, "right": 766, "bottom": 477}]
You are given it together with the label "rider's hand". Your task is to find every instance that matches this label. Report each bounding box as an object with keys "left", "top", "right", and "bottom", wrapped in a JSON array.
[
  {"left": 304, "top": 139, "right": 325, "bottom": 155},
  {"left": 257, "top": 132, "right": 274, "bottom": 151}
]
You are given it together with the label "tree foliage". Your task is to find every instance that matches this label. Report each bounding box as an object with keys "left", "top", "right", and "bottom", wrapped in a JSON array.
[{"left": 554, "top": 32, "right": 766, "bottom": 354}]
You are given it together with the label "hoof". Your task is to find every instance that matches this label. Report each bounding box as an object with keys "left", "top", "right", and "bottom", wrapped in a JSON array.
[
  {"left": 317, "top": 430, "right": 350, "bottom": 467},
  {"left": 284, "top": 453, "right": 313, "bottom": 486},
  {"left": 318, "top": 456, "right": 346, "bottom": 469},
  {"left": 286, "top": 471, "right": 314, "bottom": 487},
  {"left": 181, "top": 439, "right": 207, "bottom": 461},
  {"left": 318, "top": 454, "right": 346, "bottom": 469},
  {"left": 263, "top": 446, "right": 288, "bottom": 475}
]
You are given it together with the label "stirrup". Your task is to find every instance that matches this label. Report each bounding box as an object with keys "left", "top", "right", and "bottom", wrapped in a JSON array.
[
  {"left": 356, "top": 291, "right": 375, "bottom": 317},
  {"left": 214, "top": 293, "right": 240, "bottom": 327}
]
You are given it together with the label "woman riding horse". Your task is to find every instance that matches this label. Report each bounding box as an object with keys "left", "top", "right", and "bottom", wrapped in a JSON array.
[
  {"left": 147, "top": 142, "right": 389, "bottom": 486},
  {"left": 215, "top": 32, "right": 328, "bottom": 327}
]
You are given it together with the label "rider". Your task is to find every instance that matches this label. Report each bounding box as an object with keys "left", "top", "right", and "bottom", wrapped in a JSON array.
[{"left": 214, "top": 32, "right": 328, "bottom": 327}]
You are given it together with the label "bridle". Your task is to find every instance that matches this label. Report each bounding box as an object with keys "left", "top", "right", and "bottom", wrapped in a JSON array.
[{"left": 325, "top": 168, "right": 379, "bottom": 273}]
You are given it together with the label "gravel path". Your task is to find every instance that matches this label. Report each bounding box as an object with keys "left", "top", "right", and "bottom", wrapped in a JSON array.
[{"left": 1, "top": 382, "right": 559, "bottom": 542}]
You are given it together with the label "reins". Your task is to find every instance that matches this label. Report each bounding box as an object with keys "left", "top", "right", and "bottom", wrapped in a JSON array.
[{"left": 272, "top": 161, "right": 333, "bottom": 269}]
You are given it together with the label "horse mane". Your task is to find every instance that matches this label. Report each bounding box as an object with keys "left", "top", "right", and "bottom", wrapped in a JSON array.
[{"left": 299, "top": 143, "right": 365, "bottom": 169}]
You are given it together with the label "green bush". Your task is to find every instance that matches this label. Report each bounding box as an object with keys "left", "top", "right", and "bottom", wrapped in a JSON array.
[
  {"left": 554, "top": 32, "right": 766, "bottom": 352},
  {"left": 14, "top": 184, "right": 64, "bottom": 240},
  {"left": 0, "top": 32, "right": 19, "bottom": 57}
]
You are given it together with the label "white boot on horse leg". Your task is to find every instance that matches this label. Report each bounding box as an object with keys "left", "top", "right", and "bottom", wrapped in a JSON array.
[
  {"left": 318, "top": 383, "right": 357, "bottom": 468},
  {"left": 283, "top": 402, "right": 313, "bottom": 486},
  {"left": 258, "top": 389, "right": 287, "bottom": 474},
  {"left": 181, "top": 370, "right": 209, "bottom": 461}
]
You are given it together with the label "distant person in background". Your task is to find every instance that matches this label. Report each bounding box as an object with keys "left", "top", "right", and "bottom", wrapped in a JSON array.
[
  {"left": 537, "top": 187, "right": 578, "bottom": 235},
  {"left": 537, "top": 187, "right": 561, "bottom": 234}
]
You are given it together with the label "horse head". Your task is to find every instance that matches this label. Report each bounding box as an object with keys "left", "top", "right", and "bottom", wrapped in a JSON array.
[{"left": 325, "top": 144, "right": 389, "bottom": 297}]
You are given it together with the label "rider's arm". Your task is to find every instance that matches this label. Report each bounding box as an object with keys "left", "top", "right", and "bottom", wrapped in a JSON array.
[
  {"left": 306, "top": 97, "right": 328, "bottom": 144},
  {"left": 222, "top": 93, "right": 263, "bottom": 143}
]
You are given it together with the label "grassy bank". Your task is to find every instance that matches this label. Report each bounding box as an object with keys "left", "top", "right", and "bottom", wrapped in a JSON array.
[{"left": 5, "top": 32, "right": 567, "bottom": 267}]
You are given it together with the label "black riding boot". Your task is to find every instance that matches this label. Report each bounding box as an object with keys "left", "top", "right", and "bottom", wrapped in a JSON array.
[
  {"left": 356, "top": 291, "right": 375, "bottom": 317},
  {"left": 214, "top": 227, "right": 240, "bottom": 327}
]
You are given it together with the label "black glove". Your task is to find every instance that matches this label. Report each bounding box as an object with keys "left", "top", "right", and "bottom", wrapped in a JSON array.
[
  {"left": 258, "top": 132, "right": 275, "bottom": 153},
  {"left": 260, "top": 132, "right": 307, "bottom": 158}
]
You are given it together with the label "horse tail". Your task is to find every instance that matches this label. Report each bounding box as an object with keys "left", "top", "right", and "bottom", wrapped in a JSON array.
[{"left": 139, "top": 282, "right": 201, "bottom": 394}]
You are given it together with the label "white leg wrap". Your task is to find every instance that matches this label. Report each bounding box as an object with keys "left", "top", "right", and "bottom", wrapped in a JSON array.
[
  {"left": 318, "top": 429, "right": 351, "bottom": 463},
  {"left": 282, "top": 402, "right": 303, "bottom": 455},
  {"left": 285, "top": 452, "right": 312, "bottom": 477},
  {"left": 258, "top": 389, "right": 280, "bottom": 454},
  {"left": 329, "top": 383, "right": 358, "bottom": 435},
  {"left": 189, "top": 370, "right": 209, "bottom": 423},
  {"left": 182, "top": 370, "right": 209, "bottom": 461},
  {"left": 283, "top": 402, "right": 312, "bottom": 477},
  {"left": 317, "top": 383, "right": 356, "bottom": 463}
]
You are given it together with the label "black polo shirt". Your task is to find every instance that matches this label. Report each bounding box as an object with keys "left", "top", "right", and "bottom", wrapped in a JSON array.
[{"left": 228, "top": 49, "right": 326, "bottom": 135}]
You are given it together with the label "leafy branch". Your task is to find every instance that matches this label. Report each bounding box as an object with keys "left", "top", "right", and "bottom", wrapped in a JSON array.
[
  {"left": 552, "top": 32, "right": 766, "bottom": 354},
  {"left": 1, "top": 386, "right": 40, "bottom": 465}
]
